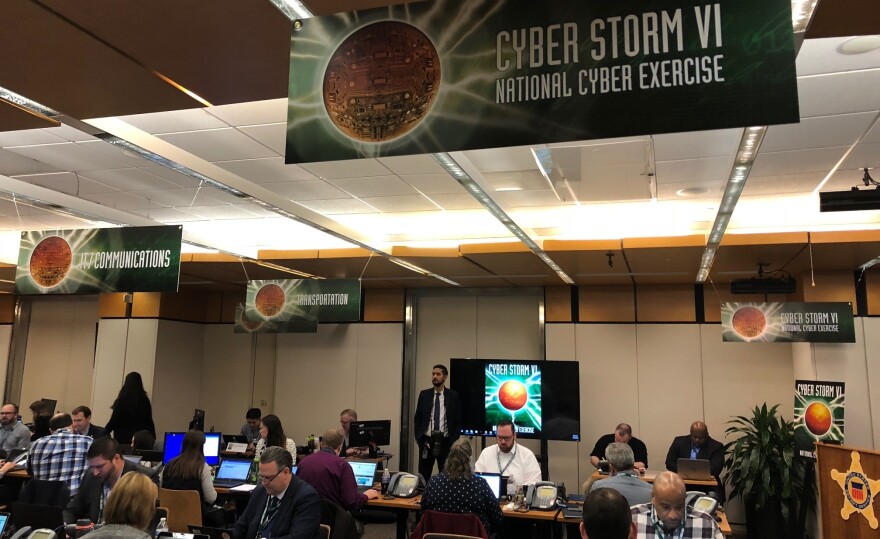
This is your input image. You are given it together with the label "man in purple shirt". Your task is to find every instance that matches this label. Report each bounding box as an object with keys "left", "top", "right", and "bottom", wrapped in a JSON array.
[{"left": 296, "top": 428, "right": 379, "bottom": 511}]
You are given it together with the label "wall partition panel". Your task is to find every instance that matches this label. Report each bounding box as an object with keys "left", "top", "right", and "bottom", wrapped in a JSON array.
[
  {"left": 152, "top": 320, "right": 205, "bottom": 437},
  {"left": 0, "top": 325, "right": 12, "bottom": 405},
  {"left": 92, "top": 319, "right": 130, "bottom": 426},
  {"left": 201, "top": 325, "right": 255, "bottom": 436}
]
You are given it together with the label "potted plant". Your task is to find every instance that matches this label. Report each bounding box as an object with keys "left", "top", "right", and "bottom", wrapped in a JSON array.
[{"left": 724, "top": 403, "right": 813, "bottom": 539}]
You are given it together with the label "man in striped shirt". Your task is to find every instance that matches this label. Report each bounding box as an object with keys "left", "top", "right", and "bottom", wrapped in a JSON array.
[
  {"left": 28, "top": 413, "right": 93, "bottom": 497},
  {"left": 631, "top": 472, "right": 722, "bottom": 539}
]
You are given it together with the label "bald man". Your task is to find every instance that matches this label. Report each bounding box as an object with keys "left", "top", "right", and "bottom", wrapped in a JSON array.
[
  {"left": 631, "top": 472, "right": 722, "bottom": 538},
  {"left": 665, "top": 421, "right": 725, "bottom": 501}
]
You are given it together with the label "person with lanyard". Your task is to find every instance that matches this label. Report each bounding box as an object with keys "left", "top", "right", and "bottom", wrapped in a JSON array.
[
  {"left": 231, "top": 446, "right": 321, "bottom": 539},
  {"left": 590, "top": 442, "right": 652, "bottom": 506},
  {"left": 631, "top": 472, "right": 723, "bottom": 539},
  {"left": 64, "top": 436, "right": 157, "bottom": 524},
  {"left": 474, "top": 418, "right": 541, "bottom": 488}
]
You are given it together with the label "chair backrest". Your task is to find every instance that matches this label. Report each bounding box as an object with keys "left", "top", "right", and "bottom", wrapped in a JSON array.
[
  {"left": 423, "top": 534, "right": 484, "bottom": 539},
  {"left": 19, "top": 479, "right": 70, "bottom": 508},
  {"left": 410, "top": 511, "right": 488, "bottom": 539},
  {"left": 318, "top": 524, "right": 331, "bottom": 539},
  {"left": 158, "top": 488, "right": 202, "bottom": 532},
  {"left": 319, "top": 499, "right": 359, "bottom": 539},
  {"left": 11, "top": 501, "right": 64, "bottom": 530}
]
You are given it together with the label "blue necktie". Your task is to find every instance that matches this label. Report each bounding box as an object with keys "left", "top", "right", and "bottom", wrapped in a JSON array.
[
  {"left": 690, "top": 446, "right": 699, "bottom": 459},
  {"left": 433, "top": 392, "right": 441, "bottom": 432}
]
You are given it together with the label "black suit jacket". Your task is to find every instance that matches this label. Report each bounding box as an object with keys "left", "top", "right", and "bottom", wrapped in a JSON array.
[
  {"left": 86, "top": 424, "right": 107, "bottom": 439},
  {"left": 64, "top": 459, "right": 158, "bottom": 523},
  {"left": 665, "top": 435, "right": 725, "bottom": 477},
  {"left": 413, "top": 387, "right": 461, "bottom": 443},
  {"left": 232, "top": 477, "right": 321, "bottom": 539}
]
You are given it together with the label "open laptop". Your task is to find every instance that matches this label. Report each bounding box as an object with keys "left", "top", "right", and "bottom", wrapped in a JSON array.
[
  {"left": 213, "top": 457, "right": 253, "bottom": 488},
  {"left": 347, "top": 461, "right": 378, "bottom": 493},
  {"left": 475, "top": 472, "right": 503, "bottom": 499},
  {"left": 677, "top": 458, "right": 714, "bottom": 481}
]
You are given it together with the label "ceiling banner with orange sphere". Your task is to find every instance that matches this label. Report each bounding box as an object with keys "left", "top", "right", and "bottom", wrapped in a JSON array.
[
  {"left": 721, "top": 302, "right": 855, "bottom": 343},
  {"left": 795, "top": 380, "right": 844, "bottom": 459},
  {"left": 235, "top": 279, "right": 361, "bottom": 333}
]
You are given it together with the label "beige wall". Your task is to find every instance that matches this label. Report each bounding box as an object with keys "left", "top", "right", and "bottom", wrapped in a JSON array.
[
  {"left": 0, "top": 325, "right": 12, "bottom": 404},
  {"left": 200, "top": 325, "right": 255, "bottom": 436},
  {"left": 151, "top": 320, "right": 205, "bottom": 437}
]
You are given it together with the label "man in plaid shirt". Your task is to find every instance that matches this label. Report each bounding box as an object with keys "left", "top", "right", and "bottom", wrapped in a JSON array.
[
  {"left": 27, "top": 413, "right": 93, "bottom": 497},
  {"left": 631, "top": 472, "right": 722, "bottom": 538}
]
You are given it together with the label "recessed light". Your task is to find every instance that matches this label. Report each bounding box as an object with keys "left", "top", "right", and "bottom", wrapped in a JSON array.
[
  {"left": 676, "top": 187, "right": 710, "bottom": 197},
  {"left": 838, "top": 35, "right": 880, "bottom": 55}
]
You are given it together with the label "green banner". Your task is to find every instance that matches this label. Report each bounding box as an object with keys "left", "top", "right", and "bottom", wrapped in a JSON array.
[
  {"left": 15, "top": 226, "right": 182, "bottom": 294},
  {"left": 794, "top": 380, "right": 844, "bottom": 460},
  {"left": 721, "top": 302, "right": 855, "bottom": 343},
  {"left": 286, "top": 0, "right": 798, "bottom": 163},
  {"left": 234, "top": 279, "right": 361, "bottom": 333}
]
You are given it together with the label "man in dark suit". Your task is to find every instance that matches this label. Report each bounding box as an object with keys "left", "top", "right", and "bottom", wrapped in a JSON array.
[
  {"left": 71, "top": 406, "right": 107, "bottom": 439},
  {"left": 664, "top": 421, "right": 725, "bottom": 502},
  {"left": 413, "top": 364, "right": 461, "bottom": 480},
  {"left": 64, "top": 436, "right": 157, "bottom": 523},
  {"left": 232, "top": 446, "right": 321, "bottom": 539}
]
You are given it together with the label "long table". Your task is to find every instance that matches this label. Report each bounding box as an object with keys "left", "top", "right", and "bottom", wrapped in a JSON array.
[{"left": 590, "top": 469, "right": 718, "bottom": 487}]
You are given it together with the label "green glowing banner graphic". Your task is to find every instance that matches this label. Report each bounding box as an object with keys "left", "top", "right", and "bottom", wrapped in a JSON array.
[
  {"left": 285, "top": 0, "right": 798, "bottom": 163},
  {"left": 485, "top": 361, "right": 542, "bottom": 436},
  {"left": 15, "top": 226, "right": 182, "bottom": 295},
  {"left": 721, "top": 302, "right": 855, "bottom": 343},
  {"left": 794, "top": 380, "right": 844, "bottom": 460},
  {"left": 235, "top": 279, "right": 361, "bottom": 333}
]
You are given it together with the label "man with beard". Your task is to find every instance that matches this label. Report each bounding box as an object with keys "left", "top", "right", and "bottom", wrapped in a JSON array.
[{"left": 413, "top": 364, "right": 461, "bottom": 479}]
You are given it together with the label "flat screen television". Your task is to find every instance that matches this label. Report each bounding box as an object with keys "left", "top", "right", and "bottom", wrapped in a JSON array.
[
  {"left": 163, "top": 431, "right": 222, "bottom": 466},
  {"left": 189, "top": 409, "right": 205, "bottom": 431},
  {"left": 451, "top": 358, "right": 580, "bottom": 441},
  {"left": 349, "top": 420, "right": 391, "bottom": 447}
]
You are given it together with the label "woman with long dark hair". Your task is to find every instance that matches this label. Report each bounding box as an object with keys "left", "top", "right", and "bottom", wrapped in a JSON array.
[
  {"left": 105, "top": 372, "right": 156, "bottom": 444},
  {"left": 160, "top": 430, "right": 219, "bottom": 525},
  {"left": 254, "top": 414, "right": 297, "bottom": 463}
]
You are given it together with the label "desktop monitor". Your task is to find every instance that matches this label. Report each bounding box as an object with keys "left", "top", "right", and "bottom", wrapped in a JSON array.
[
  {"left": 189, "top": 409, "right": 205, "bottom": 431},
  {"left": 349, "top": 420, "right": 391, "bottom": 448},
  {"left": 40, "top": 398, "right": 57, "bottom": 415},
  {"left": 163, "top": 431, "right": 222, "bottom": 466}
]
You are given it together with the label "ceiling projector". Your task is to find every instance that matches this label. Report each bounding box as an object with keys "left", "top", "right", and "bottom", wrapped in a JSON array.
[
  {"left": 819, "top": 188, "right": 880, "bottom": 212},
  {"left": 730, "top": 277, "right": 796, "bottom": 295}
]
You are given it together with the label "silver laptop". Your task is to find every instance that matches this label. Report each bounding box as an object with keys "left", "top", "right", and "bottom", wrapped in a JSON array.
[
  {"left": 677, "top": 458, "right": 714, "bottom": 481},
  {"left": 348, "top": 461, "right": 378, "bottom": 493},
  {"left": 213, "top": 458, "right": 253, "bottom": 488}
]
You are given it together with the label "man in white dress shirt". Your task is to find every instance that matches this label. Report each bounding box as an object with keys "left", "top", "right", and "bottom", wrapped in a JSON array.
[{"left": 474, "top": 419, "right": 542, "bottom": 487}]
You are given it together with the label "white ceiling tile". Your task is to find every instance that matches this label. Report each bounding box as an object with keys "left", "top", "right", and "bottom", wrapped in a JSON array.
[
  {"left": 238, "top": 123, "right": 285, "bottom": 156},
  {"left": 798, "top": 70, "right": 880, "bottom": 118},
  {"left": 8, "top": 142, "right": 132, "bottom": 171},
  {"left": 656, "top": 180, "right": 722, "bottom": 201},
  {"left": 465, "top": 146, "right": 538, "bottom": 172},
  {"left": 203, "top": 99, "right": 287, "bottom": 126},
  {"left": 862, "top": 119, "right": 880, "bottom": 143},
  {"left": 272, "top": 180, "right": 348, "bottom": 201},
  {"left": 46, "top": 123, "right": 100, "bottom": 142},
  {"left": 120, "top": 108, "right": 227, "bottom": 134},
  {"left": 297, "top": 198, "right": 378, "bottom": 215},
  {"left": 494, "top": 189, "right": 569, "bottom": 207},
  {"left": 843, "top": 141, "right": 880, "bottom": 169},
  {"left": 133, "top": 188, "right": 229, "bottom": 207},
  {"left": 751, "top": 146, "right": 849, "bottom": 177},
  {"left": 762, "top": 112, "right": 877, "bottom": 153},
  {"left": 329, "top": 175, "right": 418, "bottom": 197},
  {"left": 186, "top": 205, "right": 260, "bottom": 220},
  {"left": 0, "top": 128, "right": 67, "bottom": 147},
  {"left": 216, "top": 158, "right": 316, "bottom": 184},
  {"left": 141, "top": 166, "right": 203, "bottom": 188},
  {"left": 655, "top": 157, "right": 732, "bottom": 184},
  {"left": 0, "top": 148, "right": 61, "bottom": 176},
  {"left": 77, "top": 140, "right": 155, "bottom": 167},
  {"left": 428, "top": 193, "right": 484, "bottom": 210},
  {"left": 79, "top": 168, "right": 180, "bottom": 191},
  {"left": 299, "top": 158, "right": 391, "bottom": 179},
  {"left": 80, "top": 191, "right": 164, "bottom": 210},
  {"left": 377, "top": 154, "right": 446, "bottom": 175},
  {"left": 483, "top": 170, "right": 547, "bottom": 191},
  {"left": 128, "top": 207, "right": 202, "bottom": 222},
  {"left": 796, "top": 37, "right": 880, "bottom": 77},
  {"left": 14, "top": 172, "right": 118, "bottom": 197},
  {"left": 156, "top": 128, "right": 276, "bottom": 162},
  {"left": 815, "top": 168, "right": 868, "bottom": 192},
  {"left": 401, "top": 173, "right": 465, "bottom": 195},
  {"left": 742, "top": 172, "right": 828, "bottom": 196},
  {"left": 359, "top": 195, "right": 439, "bottom": 212},
  {"left": 653, "top": 129, "right": 741, "bottom": 161}
]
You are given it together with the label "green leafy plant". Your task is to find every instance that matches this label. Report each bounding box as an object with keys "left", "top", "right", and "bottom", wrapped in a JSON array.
[{"left": 724, "top": 403, "right": 813, "bottom": 535}]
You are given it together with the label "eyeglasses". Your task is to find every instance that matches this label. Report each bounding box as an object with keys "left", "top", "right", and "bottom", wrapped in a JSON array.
[
  {"left": 258, "top": 468, "right": 286, "bottom": 484},
  {"left": 497, "top": 435, "right": 514, "bottom": 442},
  {"left": 88, "top": 460, "right": 111, "bottom": 472},
  {"left": 0, "top": 412, "right": 16, "bottom": 416},
  {"left": 340, "top": 420, "right": 351, "bottom": 425}
]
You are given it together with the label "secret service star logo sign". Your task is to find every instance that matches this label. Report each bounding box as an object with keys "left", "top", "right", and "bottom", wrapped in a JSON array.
[{"left": 830, "top": 451, "right": 880, "bottom": 529}]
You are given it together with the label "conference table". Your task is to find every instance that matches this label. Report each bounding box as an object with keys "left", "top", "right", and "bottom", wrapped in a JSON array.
[{"left": 590, "top": 469, "right": 719, "bottom": 487}]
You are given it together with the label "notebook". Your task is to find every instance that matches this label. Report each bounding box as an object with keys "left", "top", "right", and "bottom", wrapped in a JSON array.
[
  {"left": 677, "top": 458, "right": 714, "bottom": 481},
  {"left": 213, "top": 458, "right": 253, "bottom": 488},
  {"left": 475, "top": 472, "right": 503, "bottom": 499},
  {"left": 348, "top": 461, "right": 378, "bottom": 492}
]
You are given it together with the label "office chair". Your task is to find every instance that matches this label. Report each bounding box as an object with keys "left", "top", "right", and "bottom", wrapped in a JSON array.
[
  {"left": 158, "top": 488, "right": 203, "bottom": 531},
  {"left": 410, "top": 511, "right": 488, "bottom": 539}
]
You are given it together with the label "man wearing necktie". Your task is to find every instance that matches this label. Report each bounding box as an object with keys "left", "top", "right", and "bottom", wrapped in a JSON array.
[
  {"left": 413, "top": 364, "right": 462, "bottom": 480},
  {"left": 664, "top": 421, "right": 725, "bottom": 503},
  {"left": 232, "top": 447, "right": 321, "bottom": 539}
]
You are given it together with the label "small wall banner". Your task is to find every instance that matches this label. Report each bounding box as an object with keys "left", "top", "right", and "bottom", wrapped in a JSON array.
[
  {"left": 286, "top": 0, "right": 798, "bottom": 163},
  {"left": 721, "top": 302, "right": 855, "bottom": 343},
  {"left": 795, "top": 380, "right": 844, "bottom": 459},
  {"left": 15, "top": 226, "right": 182, "bottom": 294},
  {"left": 234, "top": 279, "right": 361, "bottom": 333}
]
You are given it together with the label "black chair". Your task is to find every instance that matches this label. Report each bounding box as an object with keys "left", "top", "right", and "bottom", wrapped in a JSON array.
[
  {"left": 11, "top": 501, "right": 65, "bottom": 531},
  {"left": 320, "top": 499, "right": 361, "bottom": 539},
  {"left": 19, "top": 479, "right": 69, "bottom": 508}
]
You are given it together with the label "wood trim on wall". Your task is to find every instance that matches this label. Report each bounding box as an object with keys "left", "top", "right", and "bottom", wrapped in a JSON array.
[
  {"left": 363, "top": 288, "right": 404, "bottom": 322},
  {"left": 545, "top": 286, "right": 572, "bottom": 322}
]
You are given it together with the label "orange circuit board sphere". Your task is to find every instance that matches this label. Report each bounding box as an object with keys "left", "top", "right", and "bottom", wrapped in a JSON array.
[
  {"left": 804, "top": 401, "right": 832, "bottom": 436},
  {"left": 254, "top": 284, "right": 285, "bottom": 318},
  {"left": 498, "top": 380, "right": 528, "bottom": 411},
  {"left": 731, "top": 306, "right": 767, "bottom": 339},
  {"left": 29, "top": 236, "right": 72, "bottom": 288}
]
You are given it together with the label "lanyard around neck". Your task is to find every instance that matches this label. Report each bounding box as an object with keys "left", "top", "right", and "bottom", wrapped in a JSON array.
[{"left": 496, "top": 444, "right": 517, "bottom": 475}]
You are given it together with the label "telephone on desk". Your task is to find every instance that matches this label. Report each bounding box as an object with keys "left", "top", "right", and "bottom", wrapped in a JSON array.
[
  {"left": 525, "top": 481, "right": 559, "bottom": 510},
  {"left": 386, "top": 472, "right": 426, "bottom": 498}
]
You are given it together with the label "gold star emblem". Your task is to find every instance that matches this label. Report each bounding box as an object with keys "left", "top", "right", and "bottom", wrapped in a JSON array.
[{"left": 831, "top": 451, "right": 880, "bottom": 529}]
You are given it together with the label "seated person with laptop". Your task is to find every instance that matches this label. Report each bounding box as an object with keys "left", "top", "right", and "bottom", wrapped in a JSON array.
[
  {"left": 665, "top": 421, "right": 724, "bottom": 502},
  {"left": 296, "top": 428, "right": 379, "bottom": 511},
  {"left": 160, "top": 430, "right": 223, "bottom": 526}
]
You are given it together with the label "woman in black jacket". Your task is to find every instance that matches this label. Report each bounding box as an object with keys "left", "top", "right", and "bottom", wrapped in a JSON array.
[{"left": 105, "top": 372, "right": 155, "bottom": 444}]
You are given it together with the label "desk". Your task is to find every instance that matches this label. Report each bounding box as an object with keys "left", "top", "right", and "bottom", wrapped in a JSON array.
[
  {"left": 591, "top": 469, "right": 718, "bottom": 487},
  {"left": 367, "top": 494, "right": 421, "bottom": 539},
  {"left": 5, "top": 469, "right": 30, "bottom": 479}
]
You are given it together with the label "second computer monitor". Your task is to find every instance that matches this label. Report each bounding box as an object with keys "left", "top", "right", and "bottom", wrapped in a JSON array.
[
  {"left": 349, "top": 420, "right": 391, "bottom": 447},
  {"left": 163, "top": 431, "right": 221, "bottom": 466}
]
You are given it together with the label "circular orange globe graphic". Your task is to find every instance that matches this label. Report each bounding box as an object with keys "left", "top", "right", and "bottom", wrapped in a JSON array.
[
  {"left": 29, "top": 236, "right": 72, "bottom": 288},
  {"left": 804, "top": 402, "right": 832, "bottom": 436},
  {"left": 254, "top": 284, "right": 285, "bottom": 318},
  {"left": 731, "top": 306, "right": 767, "bottom": 339},
  {"left": 498, "top": 380, "right": 528, "bottom": 411},
  {"left": 323, "top": 21, "right": 441, "bottom": 142}
]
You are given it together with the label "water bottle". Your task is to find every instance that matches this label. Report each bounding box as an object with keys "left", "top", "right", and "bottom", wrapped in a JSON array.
[
  {"left": 154, "top": 518, "right": 168, "bottom": 538},
  {"left": 506, "top": 475, "right": 516, "bottom": 499},
  {"left": 381, "top": 467, "right": 391, "bottom": 494},
  {"left": 249, "top": 453, "right": 261, "bottom": 483},
  {"left": 307, "top": 434, "right": 316, "bottom": 454}
]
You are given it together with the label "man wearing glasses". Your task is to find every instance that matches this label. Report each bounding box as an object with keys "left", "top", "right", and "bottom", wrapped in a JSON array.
[
  {"left": 232, "top": 446, "right": 321, "bottom": 539},
  {"left": 64, "top": 436, "right": 157, "bottom": 523},
  {"left": 0, "top": 403, "right": 30, "bottom": 456},
  {"left": 474, "top": 419, "right": 541, "bottom": 487},
  {"left": 339, "top": 409, "right": 366, "bottom": 457}
]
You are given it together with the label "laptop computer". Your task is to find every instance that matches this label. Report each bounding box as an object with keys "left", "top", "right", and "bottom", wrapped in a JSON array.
[
  {"left": 677, "top": 458, "right": 714, "bottom": 481},
  {"left": 213, "top": 458, "right": 253, "bottom": 488},
  {"left": 475, "top": 472, "right": 503, "bottom": 499},
  {"left": 223, "top": 434, "right": 248, "bottom": 444},
  {"left": 348, "top": 461, "right": 378, "bottom": 493},
  {"left": 0, "top": 512, "right": 9, "bottom": 538},
  {"left": 123, "top": 454, "right": 144, "bottom": 464}
]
